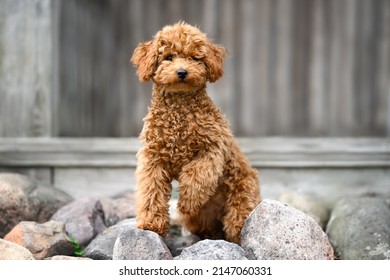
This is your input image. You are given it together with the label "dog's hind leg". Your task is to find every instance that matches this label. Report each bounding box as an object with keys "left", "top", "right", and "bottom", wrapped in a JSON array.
[{"left": 221, "top": 168, "right": 260, "bottom": 244}]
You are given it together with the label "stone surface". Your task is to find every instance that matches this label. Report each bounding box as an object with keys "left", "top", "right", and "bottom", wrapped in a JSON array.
[
  {"left": 100, "top": 191, "right": 136, "bottom": 227},
  {"left": 278, "top": 191, "right": 330, "bottom": 229},
  {"left": 51, "top": 197, "right": 106, "bottom": 247},
  {"left": 45, "top": 255, "right": 93, "bottom": 260},
  {"left": 113, "top": 228, "right": 173, "bottom": 260},
  {"left": 0, "top": 173, "right": 73, "bottom": 237},
  {"left": 175, "top": 239, "right": 247, "bottom": 260},
  {"left": 4, "top": 220, "right": 74, "bottom": 259},
  {"left": 241, "top": 199, "right": 334, "bottom": 260},
  {"left": 0, "top": 174, "right": 29, "bottom": 238},
  {"left": 326, "top": 196, "right": 390, "bottom": 260},
  {"left": 27, "top": 182, "right": 74, "bottom": 224},
  {"left": 84, "top": 218, "right": 137, "bottom": 260},
  {"left": 0, "top": 238, "right": 35, "bottom": 260}
]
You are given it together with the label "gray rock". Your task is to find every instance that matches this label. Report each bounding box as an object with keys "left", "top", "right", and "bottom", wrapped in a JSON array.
[
  {"left": 4, "top": 220, "right": 74, "bottom": 259},
  {"left": 175, "top": 239, "right": 247, "bottom": 260},
  {"left": 0, "top": 238, "right": 35, "bottom": 260},
  {"left": 241, "top": 199, "right": 334, "bottom": 260},
  {"left": 100, "top": 192, "right": 136, "bottom": 227},
  {"left": 165, "top": 234, "right": 200, "bottom": 257},
  {"left": 326, "top": 197, "right": 390, "bottom": 260},
  {"left": 278, "top": 191, "right": 330, "bottom": 229},
  {"left": 51, "top": 197, "right": 106, "bottom": 247},
  {"left": 113, "top": 228, "right": 173, "bottom": 260},
  {"left": 0, "top": 173, "right": 73, "bottom": 237},
  {"left": 84, "top": 218, "right": 137, "bottom": 260},
  {"left": 0, "top": 174, "right": 29, "bottom": 238},
  {"left": 27, "top": 181, "right": 74, "bottom": 223},
  {"left": 45, "top": 255, "right": 93, "bottom": 260}
]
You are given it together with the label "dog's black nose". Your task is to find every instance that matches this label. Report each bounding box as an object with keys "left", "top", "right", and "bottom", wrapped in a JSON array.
[{"left": 177, "top": 69, "right": 188, "bottom": 80}]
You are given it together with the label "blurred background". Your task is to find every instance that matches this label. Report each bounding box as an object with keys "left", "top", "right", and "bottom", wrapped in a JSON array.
[
  {"left": 0, "top": 1, "right": 389, "bottom": 244},
  {"left": 1, "top": 0, "right": 389, "bottom": 138}
]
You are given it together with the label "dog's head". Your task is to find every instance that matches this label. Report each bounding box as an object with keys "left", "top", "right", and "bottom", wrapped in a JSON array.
[{"left": 131, "top": 22, "right": 226, "bottom": 93}]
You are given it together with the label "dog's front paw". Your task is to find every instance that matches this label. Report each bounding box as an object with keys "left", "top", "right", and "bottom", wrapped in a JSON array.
[{"left": 137, "top": 222, "right": 168, "bottom": 237}]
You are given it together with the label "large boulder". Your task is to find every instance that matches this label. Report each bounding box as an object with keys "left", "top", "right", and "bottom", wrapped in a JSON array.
[
  {"left": 0, "top": 173, "right": 73, "bottom": 237},
  {"left": 51, "top": 197, "right": 106, "bottom": 247},
  {"left": 84, "top": 218, "right": 137, "bottom": 260},
  {"left": 113, "top": 228, "right": 173, "bottom": 260},
  {"left": 175, "top": 239, "right": 247, "bottom": 260},
  {"left": 45, "top": 255, "right": 92, "bottom": 260},
  {"left": 0, "top": 238, "right": 35, "bottom": 260},
  {"left": 326, "top": 197, "right": 390, "bottom": 260},
  {"left": 100, "top": 192, "right": 136, "bottom": 227},
  {"left": 4, "top": 220, "right": 74, "bottom": 260},
  {"left": 241, "top": 199, "right": 334, "bottom": 260}
]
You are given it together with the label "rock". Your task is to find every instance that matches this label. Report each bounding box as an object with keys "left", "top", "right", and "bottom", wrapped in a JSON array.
[
  {"left": 0, "top": 238, "right": 35, "bottom": 260},
  {"left": 0, "top": 173, "right": 73, "bottom": 237},
  {"left": 175, "top": 239, "right": 247, "bottom": 260},
  {"left": 100, "top": 192, "right": 136, "bottom": 227},
  {"left": 326, "top": 197, "right": 390, "bottom": 260},
  {"left": 27, "top": 181, "right": 74, "bottom": 224},
  {"left": 113, "top": 228, "right": 173, "bottom": 260},
  {"left": 84, "top": 218, "right": 137, "bottom": 260},
  {"left": 51, "top": 197, "right": 106, "bottom": 247},
  {"left": 45, "top": 255, "right": 93, "bottom": 260},
  {"left": 0, "top": 174, "right": 29, "bottom": 238},
  {"left": 4, "top": 220, "right": 74, "bottom": 260},
  {"left": 279, "top": 191, "right": 330, "bottom": 229},
  {"left": 165, "top": 234, "right": 200, "bottom": 257},
  {"left": 241, "top": 199, "right": 334, "bottom": 260}
]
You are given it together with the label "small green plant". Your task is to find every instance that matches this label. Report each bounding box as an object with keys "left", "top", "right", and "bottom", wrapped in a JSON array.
[{"left": 69, "top": 236, "right": 84, "bottom": 257}]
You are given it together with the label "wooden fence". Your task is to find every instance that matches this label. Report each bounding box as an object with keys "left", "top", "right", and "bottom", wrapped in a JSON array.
[{"left": 1, "top": 0, "right": 390, "bottom": 137}]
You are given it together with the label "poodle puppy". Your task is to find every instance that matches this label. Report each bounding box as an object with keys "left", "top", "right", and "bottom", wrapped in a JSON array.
[{"left": 131, "top": 22, "right": 261, "bottom": 244}]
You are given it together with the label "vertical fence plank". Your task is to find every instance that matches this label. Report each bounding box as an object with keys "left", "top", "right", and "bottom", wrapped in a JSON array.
[
  {"left": 375, "top": 0, "right": 390, "bottom": 136},
  {"left": 239, "top": 0, "right": 271, "bottom": 136},
  {"left": 271, "top": 0, "right": 293, "bottom": 135},
  {"left": 0, "top": 0, "right": 54, "bottom": 137},
  {"left": 328, "top": 0, "right": 357, "bottom": 136},
  {"left": 354, "top": 0, "right": 375, "bottom": 133},
  {"left": 328, "top": 0, "right": 342, "bottom": 136},
  {"left": 339, "top": 0, "right": 357, "bottom": 136},
  {"left": 309, "top": 0, "right": 328, "bottom": 136}
]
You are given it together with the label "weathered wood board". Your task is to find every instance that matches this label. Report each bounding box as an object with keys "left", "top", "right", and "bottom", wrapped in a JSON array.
[{"left": 0, "top": 137, "right": 389, "bottom": 201}]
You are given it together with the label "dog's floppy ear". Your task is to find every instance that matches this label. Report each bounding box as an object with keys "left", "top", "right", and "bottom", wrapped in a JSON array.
[
  {"left": 204, "top": 42, "right": 226, "bottom": 83},
  {"left": 131, "top": 40, "right": 158, "bottom": 82}
]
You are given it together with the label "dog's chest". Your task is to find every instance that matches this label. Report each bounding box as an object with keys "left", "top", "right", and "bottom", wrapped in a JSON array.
[{"left": 145, "top": 102, "right": 216, "bottom": 166}]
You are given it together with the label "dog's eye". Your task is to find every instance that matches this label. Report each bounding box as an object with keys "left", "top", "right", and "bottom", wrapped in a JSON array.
[
  {"left": 192, "top": 56, "right": 200, "bottom": 61},
  {"left": 165, "top": 55, "right": 173, "bottom": 61}
]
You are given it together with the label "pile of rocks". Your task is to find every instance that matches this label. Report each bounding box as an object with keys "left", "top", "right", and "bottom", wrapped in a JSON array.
[{"left": 1, "top": 173, "right": 389, "bottom": 260}]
